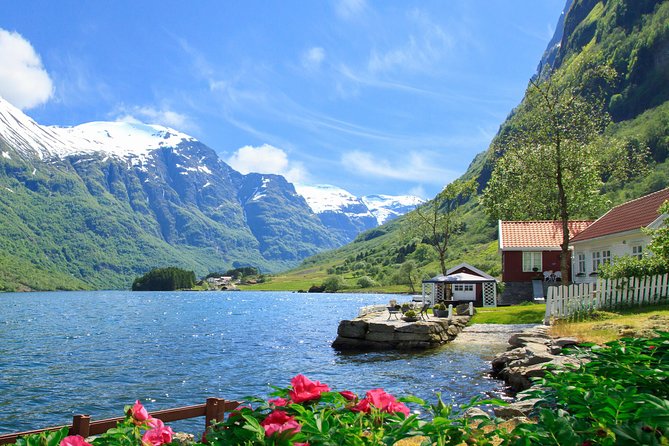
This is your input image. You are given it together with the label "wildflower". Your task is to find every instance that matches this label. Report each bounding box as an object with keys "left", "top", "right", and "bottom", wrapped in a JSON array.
[{"left": 289, "top": 374, "right": 330, "bottom": 403}]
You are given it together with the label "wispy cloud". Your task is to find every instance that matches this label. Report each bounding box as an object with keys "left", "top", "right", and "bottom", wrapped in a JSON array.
[
  {"left": 301, "top": 47, "right": 325, "bottom": 71},
  {"left": 341, "top": 150, "right": 459, "bottom": 185},
  {"left": 114, "top": 104, "right": 197, "bottom": 132},
  {"left": 367, "top": 9, "right": 454, "bottom": 74},
  {"left": 0, "top": 28, "right": 53, "bottom": 109},
  {"left": 227, "top": 144, "right": 308, "bottom": 183}
]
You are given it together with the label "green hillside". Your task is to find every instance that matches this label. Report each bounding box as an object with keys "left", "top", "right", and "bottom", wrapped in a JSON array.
[{"left": 249, "top": 0, "right": 669, "bottom": 292}]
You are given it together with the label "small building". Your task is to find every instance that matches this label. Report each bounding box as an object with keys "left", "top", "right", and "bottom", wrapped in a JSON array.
[
  {"left": 421, "top": 263, "right": 497, "bottom": 307},
  {"left": 498, "top": 220, "right": 593, "bottom": 302},
  {"left": 570, "top": 187, "right": 669, "bottom": 284}
]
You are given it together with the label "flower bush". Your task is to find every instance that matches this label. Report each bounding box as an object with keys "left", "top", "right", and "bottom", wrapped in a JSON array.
[{"left": 12, "top": 336, "right": 669, "bottom": 446}]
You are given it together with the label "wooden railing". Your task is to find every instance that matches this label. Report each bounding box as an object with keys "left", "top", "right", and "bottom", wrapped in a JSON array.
[{"left": 0, "top": 398, "right": 240, "bottom": 445}]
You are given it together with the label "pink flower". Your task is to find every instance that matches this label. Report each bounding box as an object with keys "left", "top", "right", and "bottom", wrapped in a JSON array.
[
  {"left": 288, "top": 374, "right": 330, "bottom": 403},
  {"left": 339, "top": 390, "right": 357, "bottom": 401},
  {"left": 260, "top": 410, "right": 301, "bottom": 437},
  {"left": 131, "top": 400, "right": 150, "bottom": 422},
  {"left": 142, "top": 425, "right": 174, "bottom": 446},
  {"left": 268, "top": 397, "right": 289, "bottom": 407},
  {"left": 60, "top": 435, "right": 92, "bottom": 446},
  {"left": 351, "top": 388, "right": 410, "bottom": 416},
  {"left": 294, "top": 443, "right": 310, "bottom": 446},
  {"left": 147, "top": 417, "right": 164, "bottom": 428}
]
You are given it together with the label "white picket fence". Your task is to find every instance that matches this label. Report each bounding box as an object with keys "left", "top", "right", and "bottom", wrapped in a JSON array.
[{"left": 544, "top": 273, "right": 669, "bottom": 324}]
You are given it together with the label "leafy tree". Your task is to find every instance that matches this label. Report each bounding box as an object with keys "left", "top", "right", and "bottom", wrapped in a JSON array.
[
  {"left": 321, "top": 275, "right": 344, "bottom": 293},
  {"left": 481, "top": 62, "right": 648, "bottom": 282},
  {"left": 132, "top": 267, "right": 196, "bottom": 291},
  {"left": 396, "top": 260, "right": 421, "bottom": 294},
  {"left": 648, "top": 201, "right": 669, "bottom": 262},
  {"left": 405, "top": 179, "right": 476, "bottom": 275},
  {"left": 356, "top": 276, "right": 377, "bottom": 289}
]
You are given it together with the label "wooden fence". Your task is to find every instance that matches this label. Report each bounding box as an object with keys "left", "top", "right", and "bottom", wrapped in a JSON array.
[
  {"left": 0, "top": 398, "right": 240, "bottom": 445},
  {"left": 544, "top": 273, "right": 669, "bottom": 324}
]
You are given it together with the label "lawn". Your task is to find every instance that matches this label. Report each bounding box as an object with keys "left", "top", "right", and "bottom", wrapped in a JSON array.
[
  {"left": 471, "top": 302, "right": 546, "bottom": 324},
  {"left": 550, "top": 303, "right": 669, "bottom": 344}
]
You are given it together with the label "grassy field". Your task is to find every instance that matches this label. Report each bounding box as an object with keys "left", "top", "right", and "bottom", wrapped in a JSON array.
[
  {"left": 550, "top": 304, "right": 669, "bottom": 344},
  {"left": 471, "top": 303, "right": 546, "bottom": 324}
]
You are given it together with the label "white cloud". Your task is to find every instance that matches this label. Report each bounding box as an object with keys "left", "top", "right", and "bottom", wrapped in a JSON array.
[
  {"left": 227, "top": 144, "right": 307, "bottom": 183},
  {"left": 334, "top": 0, "right": 366, "bottom": 19},
  {"left": 301, "top": 47, "right": 325, "bottom": 71},
  {"left": 115, "top": 105, "right": 196, "bottom": 132},
  {"left": 0, "top": 28, "right": 53, "bottom": 109},
  {"left": 341, "top": 150, "right": 458, "bottom": 185}
]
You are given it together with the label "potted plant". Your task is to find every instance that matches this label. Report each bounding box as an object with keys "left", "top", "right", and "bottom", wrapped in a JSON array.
[
  {"left": 401, "top": 303, "right": 411, "bottom": 313},
  {"left": 402, "top": 309, "right": 418, "bottom": 322},
  {"left": 433, "top": 303, "right": 448, "bottom": 318}
]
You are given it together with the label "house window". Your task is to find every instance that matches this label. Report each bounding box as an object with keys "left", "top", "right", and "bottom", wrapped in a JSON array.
[
  {"left": 632, "top": 245, "right": 643, "bottom": 259},
  {"left": 577, "top": 253, "right": 586, "bottom": 274},
  {"left": 453, "top": 284, "right": 473, "bottom": 292},
  {"left": 592, "top": 250, "right": 612, "bottom": 271},
  {"left": 522, "top": 252, "right": 542, "bottom": 272}
]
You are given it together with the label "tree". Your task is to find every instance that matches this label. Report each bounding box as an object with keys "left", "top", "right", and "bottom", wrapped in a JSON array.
[
  {"left": 481, "top": 62, "right": 648, "bottom": 283},
  {"left": 405, "top": 179, "right": 477, "bottom": 275},
  {"left": 322, "top": 275, "right": 344, "bottom": 293}
]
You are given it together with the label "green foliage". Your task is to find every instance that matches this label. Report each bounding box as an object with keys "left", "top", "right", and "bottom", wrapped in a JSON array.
[
  {"left": 132, "top": 267, "right": 196, "bottom": 291},
  {"left": 14, "top": 427, "right": 69, "bottom": 446},
  {"left": 356, "top": 276, "right": 377, "bottom": 288},
  {"left": 321, "top": 275, "right": 344, "bottom": 293},
  {"left": 472, "top": 303, "right": 546, "bottom": 324}
]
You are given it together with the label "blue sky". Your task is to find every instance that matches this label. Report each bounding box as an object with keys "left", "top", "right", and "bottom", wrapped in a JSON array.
[{"left": 0, "top": 0, "right": 566, "bottom": 199}]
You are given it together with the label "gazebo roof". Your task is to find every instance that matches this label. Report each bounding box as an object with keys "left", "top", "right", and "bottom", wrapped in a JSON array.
[{"left": 423, "top": 272, "right": 495, "bottom": 284}]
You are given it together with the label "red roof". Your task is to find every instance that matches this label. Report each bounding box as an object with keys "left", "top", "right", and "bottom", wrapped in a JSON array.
[
  {"left": 499, "top": 220, "right": 593, "bottom": 250},
  {"left": 570, "top": 188, "right": 669, "bottom": 243}
]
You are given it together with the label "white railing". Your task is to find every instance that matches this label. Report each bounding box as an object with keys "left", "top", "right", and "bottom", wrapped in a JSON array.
[{"left": 544, "top": 273, "right": 669, "bottom": 324}]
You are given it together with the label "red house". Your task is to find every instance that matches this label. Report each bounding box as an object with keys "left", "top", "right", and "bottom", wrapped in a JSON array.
[{"left": 498, "top": 220, "right": 592, "bottom": 302}]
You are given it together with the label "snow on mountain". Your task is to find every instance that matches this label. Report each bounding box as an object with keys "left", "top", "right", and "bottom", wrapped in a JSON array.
[
  {"left": 0, "top": 95, "right": 196, "bottom": 164},
  {"left": 295, "top": 184, "right": 373, "bottom": 216},
  {"left": 296, "top": 184, "right": 423, "bottom": 225},
  {"left": 362, "top": 194, "right": 425, "bottom": 225}
]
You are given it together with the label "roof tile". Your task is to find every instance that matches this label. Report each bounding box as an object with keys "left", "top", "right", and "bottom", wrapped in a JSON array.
[
  {"left": 500, "top": 220, "right": 592, "bottom": 249},
  {"left": 570, "top": 188, "right": 669, "bottom": 243}
]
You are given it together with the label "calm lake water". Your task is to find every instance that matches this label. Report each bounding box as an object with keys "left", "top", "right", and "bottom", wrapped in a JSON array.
[{"left": 0, "top": 291, "right": 512, "bottom": 435}]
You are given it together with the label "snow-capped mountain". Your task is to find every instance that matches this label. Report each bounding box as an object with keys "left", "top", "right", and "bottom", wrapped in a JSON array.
[
  {"left": 0, "top": 96, "right": 341, "bottom": 286},
  {"left": 362, "top": 194, "right": 425, "bottom": 225},
  {"left": 295, "top": 184, "right": 424, "bottom": 241}
]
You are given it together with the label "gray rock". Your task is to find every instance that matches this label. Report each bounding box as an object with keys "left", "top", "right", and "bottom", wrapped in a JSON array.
[
  {"left": 337, "top": 320, "right": 368, "bottom": 338},
  {"left": 463, "top": 407, "right": 491, "bottom": 419},
  {"left": 552, "top": 337, "right": 579, "bottom": 348}
]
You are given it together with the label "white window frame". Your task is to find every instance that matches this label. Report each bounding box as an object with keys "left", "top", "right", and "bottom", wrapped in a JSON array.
[
  {"left": 602, "top": 250, "right": 611, "bottom": 265},
  {"left": 522, "top": 251, "right": 542, "bottom": 272},
  {"left": 632, "top": 244, "right": 643, "bottom": 259},
  {"left": 592, "top": 251, "right": 602, "bottom": 271},
  {"left": 577, "top": 253, "right": 586, "bottom": 274}
]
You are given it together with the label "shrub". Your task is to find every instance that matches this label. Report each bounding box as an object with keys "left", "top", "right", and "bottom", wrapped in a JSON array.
[
  {"left": 321, "top": 275, "right": 344, "bottom": 293},
  {"left": 356, "top": 276, "right": 377, "bottom": 288}
]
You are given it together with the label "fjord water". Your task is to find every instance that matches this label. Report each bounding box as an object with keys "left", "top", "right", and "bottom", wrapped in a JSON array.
[{"left": 0, "top": 291, "right": 508, "bottom": 434}]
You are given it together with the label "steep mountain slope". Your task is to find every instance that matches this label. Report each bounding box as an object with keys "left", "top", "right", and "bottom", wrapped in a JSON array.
[
  {"left": 278, "top": 0, "right": 669, "bottom": 288},
  {"left": 0, "top": 97, "right": 339, "bottom": 290}
]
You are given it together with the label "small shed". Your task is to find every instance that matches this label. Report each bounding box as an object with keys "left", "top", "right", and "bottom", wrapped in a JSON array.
[{"left": 421, "top": 263, "right": 497, "bottom": 307}]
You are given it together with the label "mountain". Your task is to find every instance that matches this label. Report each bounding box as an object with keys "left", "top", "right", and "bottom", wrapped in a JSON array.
[
  {"left": 295, "top": 184, "right": 424, "bottom": 243},
  {"left": 0, "top": 97, "right": 344, "bottom": 290},
  {"left": 277, "top": 0, "right": 669, "bottom": 290}
]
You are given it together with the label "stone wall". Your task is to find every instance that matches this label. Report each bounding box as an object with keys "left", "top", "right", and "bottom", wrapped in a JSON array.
[{"left": 331, "top": 313, "right": 470, "bottom": 351}]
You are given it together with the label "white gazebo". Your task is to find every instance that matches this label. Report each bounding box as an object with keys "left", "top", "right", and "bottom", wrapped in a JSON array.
[{"left": 421, "top": 263, "right": 497, "bottom": 307}]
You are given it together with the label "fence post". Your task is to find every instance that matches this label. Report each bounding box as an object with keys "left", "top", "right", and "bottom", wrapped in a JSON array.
[
  {"left": 71, "top": 415, "right": 91, "bottom": 438},
  {"left": 447, "top": 304, "right": 453, "bottom": 320},
  {"left": 468, "top": 302, "right": 474, "bottom": 316}
]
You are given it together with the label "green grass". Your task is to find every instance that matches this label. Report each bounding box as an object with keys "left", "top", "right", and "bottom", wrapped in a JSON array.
[{"left": 471, "top": 302, "right": 546, "bottom": 324}]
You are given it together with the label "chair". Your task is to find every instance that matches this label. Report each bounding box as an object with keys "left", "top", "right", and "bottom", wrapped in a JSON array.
[
  {"left": 387, "top": 306, "right": 401, "bottom": 320},
  {"left": 553, "top": 271, "right": 562, "bottom": 282},
  {"left": 543, "top": 271, "right": 553, "bottom": 282},
  {"left": 418, "top": 303, "right": 430, "bottom": 320}
]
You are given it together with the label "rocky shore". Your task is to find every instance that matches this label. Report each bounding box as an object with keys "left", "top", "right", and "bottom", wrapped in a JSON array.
[
  {"left": 489, "top": 324, "right": 583, "bottom": 418},
  {"left": 331, "top": 311, "right": 471, "bottom": 350}
]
